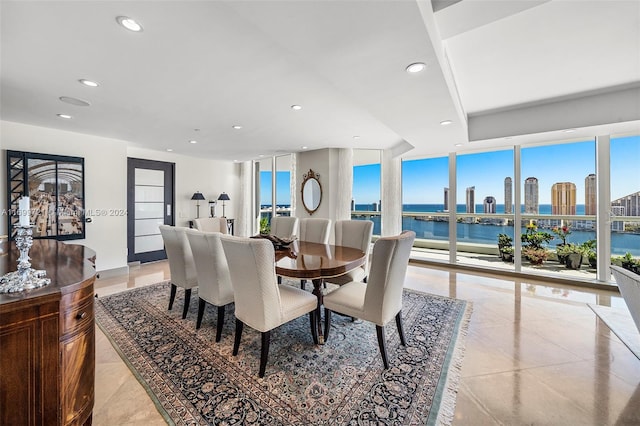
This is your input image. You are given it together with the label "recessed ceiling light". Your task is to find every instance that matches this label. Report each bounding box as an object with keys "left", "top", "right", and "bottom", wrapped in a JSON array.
[
  {"left": 57, "top": 114, "right": 72, "bottom": 119},
  {"left": 189, "top": 140, "right": 197, "bottom": 144},
  {"left": 440, "top": 120, "right": 453, "bottom": 126},
  {"left": 353, "top": 136, "right": 360, "bottom": 139},
  {"left": 291, "top": 105, "right": 302, "bottom": 111},
  {"left": 232, "top": 125, "right": 242, "bottom": 130},
  {"left": 406, "top": 62, "right": 427, "bottom": 74},
  {"left": 259, "top": 154, "right": 264, "bottom": 158},
  {"left": 116, "top": 16, "right": 143, "bottom": 32},
  {"left": 166, "top": 148, "right": 173, "bottom": 152},
  {"left": 78, "top": 79, "right": 99, "bottom": 87},
  {"left": 233, "top": 160, "right": 238, "bottom": 163},
  {"left": 59, "top": 96, "right": 90, "bottom": 107},
  {"left": 301, "top": 146, "right": 308, "bottom": 150},
  {"left": 563, "top": 129, "right": 576, "bottom": 133}
]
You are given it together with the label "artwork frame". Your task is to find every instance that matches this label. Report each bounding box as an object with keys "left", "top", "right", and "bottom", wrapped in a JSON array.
[{"left": 6, "top": 150, "right": 85, "bottom": 241}]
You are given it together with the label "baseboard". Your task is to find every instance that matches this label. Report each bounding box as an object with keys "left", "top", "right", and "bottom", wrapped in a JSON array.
[{"left": 97, "top": 265, "right": 130, "bottom": 279}]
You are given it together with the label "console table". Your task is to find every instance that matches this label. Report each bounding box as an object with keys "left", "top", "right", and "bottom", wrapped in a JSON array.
[{"left": 0, "top": 239, "right": 97, "bottom": 425}]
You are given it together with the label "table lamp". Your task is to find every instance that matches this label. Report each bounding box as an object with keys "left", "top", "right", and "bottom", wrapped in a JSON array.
[
  {"left": 218, "top": 192, "right": 230, "bottom": 217},
  {"left": 191, "top": 191, "right": 205, "bottom": 218}
]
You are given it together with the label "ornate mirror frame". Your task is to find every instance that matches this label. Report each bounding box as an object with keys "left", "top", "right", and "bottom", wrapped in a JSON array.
[{"left": 301, "top": 169, "right": 322, "bottom": 215}]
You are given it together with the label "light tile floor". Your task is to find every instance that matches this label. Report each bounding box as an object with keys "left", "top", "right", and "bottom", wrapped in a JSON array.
[{"left": 93, "top": 260, "right": 640, "bottom": 425}]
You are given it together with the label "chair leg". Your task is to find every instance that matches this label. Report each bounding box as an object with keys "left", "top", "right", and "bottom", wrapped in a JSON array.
[
  {"left": 215, "top": 305, "right": 226, "bottom": 343},
  {"left": 376, "top": 325, "right": 390, "bottom": 369},
  {"left": 232, "top": 319, "right": 244, "bottom": 356},
  {"left": 324, "top": 309, "right": 332, "bottom": 343},
  {"left": 310, "top": 311, "right": 318, "bottom": 344},
  {"left": 395, "top": 311, "right": 406, "bottom": 346},
  {"left": 277, "top": 276, "right": 282, "bottom": 284},
  {"left": 196, "top": 298, "right": 206, "bottom": 329},
  {"left": 182, "top": 289, "right": 192, "bottom": 319},
  {"left": 300, "top": 279, "right": 305, "bottom": 289},
  {"left": 168, "top": 284, "right": 177, "bottom": 310},
  {"left": 259, "top": 331, "right": 271, "bottom": 378}
]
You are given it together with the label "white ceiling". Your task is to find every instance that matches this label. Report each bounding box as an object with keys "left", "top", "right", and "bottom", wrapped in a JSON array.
[{"left": 1, "top": 0, "right": 639, "bottom": 161}]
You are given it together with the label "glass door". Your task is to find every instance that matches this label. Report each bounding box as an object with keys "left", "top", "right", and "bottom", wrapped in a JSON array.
[{"left": 127, "top": 158, "right": 175, "bottom": 263}]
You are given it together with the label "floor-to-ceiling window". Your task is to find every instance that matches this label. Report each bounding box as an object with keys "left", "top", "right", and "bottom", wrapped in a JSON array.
[
  {"left": 401, "top": 156, "right": 450, "bottom": 255},
  {"left": 275, "top": 155, "right": 292, "bottom": 217},
  {"left": 610, "top": 134, "right": 640, "bottom": 263},
  {"left": 257, "top": 155, "right": 292, "bottom": 232},
  {"left": 521, "top": 139, "right": 596, "bottom": 279},
  {"left": 352, "top": 150, "right": 381, "bottom": 235},
  {"left": 455, "top": 149, "right": 515, "bottom": 269}
]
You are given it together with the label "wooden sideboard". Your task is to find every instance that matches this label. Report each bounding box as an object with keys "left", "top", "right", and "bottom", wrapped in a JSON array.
[{"left": 0, "top": 240, "right": 97, "bottom": 426}]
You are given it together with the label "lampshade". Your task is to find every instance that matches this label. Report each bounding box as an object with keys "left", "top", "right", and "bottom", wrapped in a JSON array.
[
  {"left": 218, "top": 192, "right": 230, "bottom": 201},
  {"left": 191, "top": 191, "right": 205, "bottom": 201}
]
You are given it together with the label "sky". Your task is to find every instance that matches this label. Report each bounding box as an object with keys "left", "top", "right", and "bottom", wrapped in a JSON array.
[
  {"left": 260, "top": 171, "right": 291, "bottom": 205},
  {"left": 260, "top": 136, "right": 639, "bottom": 207},
  {"left": 352, "top": 135, "right": 640, "bottom": 205}
]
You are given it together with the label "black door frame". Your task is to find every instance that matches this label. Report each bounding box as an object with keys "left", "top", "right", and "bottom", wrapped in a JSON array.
[{"left": 127, "top": 157, "right": 175, "bottom": 263}]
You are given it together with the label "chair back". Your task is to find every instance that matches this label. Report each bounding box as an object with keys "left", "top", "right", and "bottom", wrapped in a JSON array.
[
  {"left": 220, "top": 236, "right": 282, "bottom": 332},
  {"left": 193, "top": 217, "right": 229, "bottom": 234},
  {"left": 335, "top": 219, "right": 373, "bottom": 272},
  {"left": 270, "top": 216, "right": 299, "bottom": 239},
  {"left": 299, "top": 218, "right": 331, "bottom": 244},
  {"left": 185, "top": 230, "right": 234, "bottom": 306},
  {"left": 159, "top": 225, "right": 198, "bottom": 289},
  {"left": 611, "top": 265, "right": 640, "bottom": 333},
  {"left": 364, "top": 231, "right": 416, "bottom": 325}
]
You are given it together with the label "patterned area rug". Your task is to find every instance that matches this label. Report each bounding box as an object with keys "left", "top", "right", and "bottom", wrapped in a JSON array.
[{"left": 95, "top": 281, "right": 472, "bottom": 425}]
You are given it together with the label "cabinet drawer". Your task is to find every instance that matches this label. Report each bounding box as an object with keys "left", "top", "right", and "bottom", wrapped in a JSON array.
[{"left": 61, "top": 297, "right": 94, "bottom": 336}]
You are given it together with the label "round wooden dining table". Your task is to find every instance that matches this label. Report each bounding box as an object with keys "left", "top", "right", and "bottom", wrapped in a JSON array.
[{"left": 275, "top": 240, "right": 366, "bottom": 344}]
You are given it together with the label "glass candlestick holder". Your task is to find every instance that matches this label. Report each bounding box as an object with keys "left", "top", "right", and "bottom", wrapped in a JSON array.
[{"left": 0, "top": 225, "right": 51, "bottom": 293}]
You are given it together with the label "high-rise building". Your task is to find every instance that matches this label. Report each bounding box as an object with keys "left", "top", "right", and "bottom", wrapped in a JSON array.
[
  {"left": 484, "top": 196, "right": 496, "bottom": 213},
  {"left": 466, "top": 186, "right": 475, "bottom": 213},
  {"left": 611, "top": 205, "right": 626, "bottom": 231},
  {"left": 524, "top": 177, "right": 539, "bottom": 214},
  {"left": 504, "top": 177, "right": 512, "bottom": 214},
  {"left": 444, "top": 187, "right": 449, "bottom": 212},
  {"left": 551, "top": 182, "right": 577, "bottom": 215},
  {"left": 612, "top": 191, "right": 640, "bottom": 217},
  {"left": 585, "top": 174, "right": 597, "bottom": 215}
]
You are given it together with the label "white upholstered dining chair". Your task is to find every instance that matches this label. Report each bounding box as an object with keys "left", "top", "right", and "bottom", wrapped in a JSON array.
[
  {"left": 325, "top": 219, "right": 373, "bottom": 286},
  {"left": 298, "top": 218, "right": 331, "bottom": 244},
  {"left": 298, "top": 217, "right": 331, "bottom": 289},
  {"left": 270, "top": 216, "right": 299, "bottom": 239},
  {"left": 220, "top": 235, "right": 318, "bottom": 378},
  {"left": 159, "top": 225, "right": 198, "bottom": 319},
  {"left": 185, "top": 229, "right": 234, "bottom": 342},
  {"left": 193, "top": 217, "right": 229, "bottom": 234},
  {"left": 323, "top": 230, "right": 416, "bottom": 369}
]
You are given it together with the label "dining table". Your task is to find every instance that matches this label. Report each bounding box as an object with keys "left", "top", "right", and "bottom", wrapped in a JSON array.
[{"left": 275, "top": 240, "right": 366, "bottom": 344}]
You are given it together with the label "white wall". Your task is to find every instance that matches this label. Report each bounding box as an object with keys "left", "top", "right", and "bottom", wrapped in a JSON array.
[
  {"left": 1, "top": 121, "right": 240, "bottom": 273},
  {"left": 1, "top": 121, "right": 128, "bottom": 272},
  {"left": 126, "top": 147, "right": 239, "bottom": 227}
]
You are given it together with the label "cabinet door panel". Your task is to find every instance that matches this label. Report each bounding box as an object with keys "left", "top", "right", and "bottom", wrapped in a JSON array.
[{"left": 61, "top": 323, "right": 95, "bottom": 425}]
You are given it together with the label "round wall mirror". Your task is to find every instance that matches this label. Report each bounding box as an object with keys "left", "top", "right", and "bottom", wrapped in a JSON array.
[{"left": 301, "top": 169, "right": 322, "bottom": 215}]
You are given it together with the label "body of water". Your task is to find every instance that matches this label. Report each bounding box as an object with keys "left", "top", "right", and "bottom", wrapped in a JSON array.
[{"left": 353, "top": 204, "right": 639, "bottom": 256}]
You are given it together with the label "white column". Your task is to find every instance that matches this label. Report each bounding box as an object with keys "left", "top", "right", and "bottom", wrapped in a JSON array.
[
  {"left": 290, "top": 153, "right": 297, "bottom": 217},
  {"left": 448, "top": 153, "right": 457, "bottom": 264},
  {"left": 336, "top": 148, "right": 353, "bottom": 222},
  {"left": 235, "top": 161, "right": 254, "bottom": 237},
  {"left": 596, "top": 135, "right": 611, "bottom": 282},
  {"left": 513, "top": 145, "right": 522, "bottom": 271},
  {"left": 381, "top": 148, "right": 402, "bottom": 236},
  {"left": 271, "top": 156, "right": 277, "bottom": 218}
]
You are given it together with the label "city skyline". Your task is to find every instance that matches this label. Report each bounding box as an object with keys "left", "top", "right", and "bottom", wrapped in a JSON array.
[{"left": 352, "top": 135, "right": 639, "bottom": 206}]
